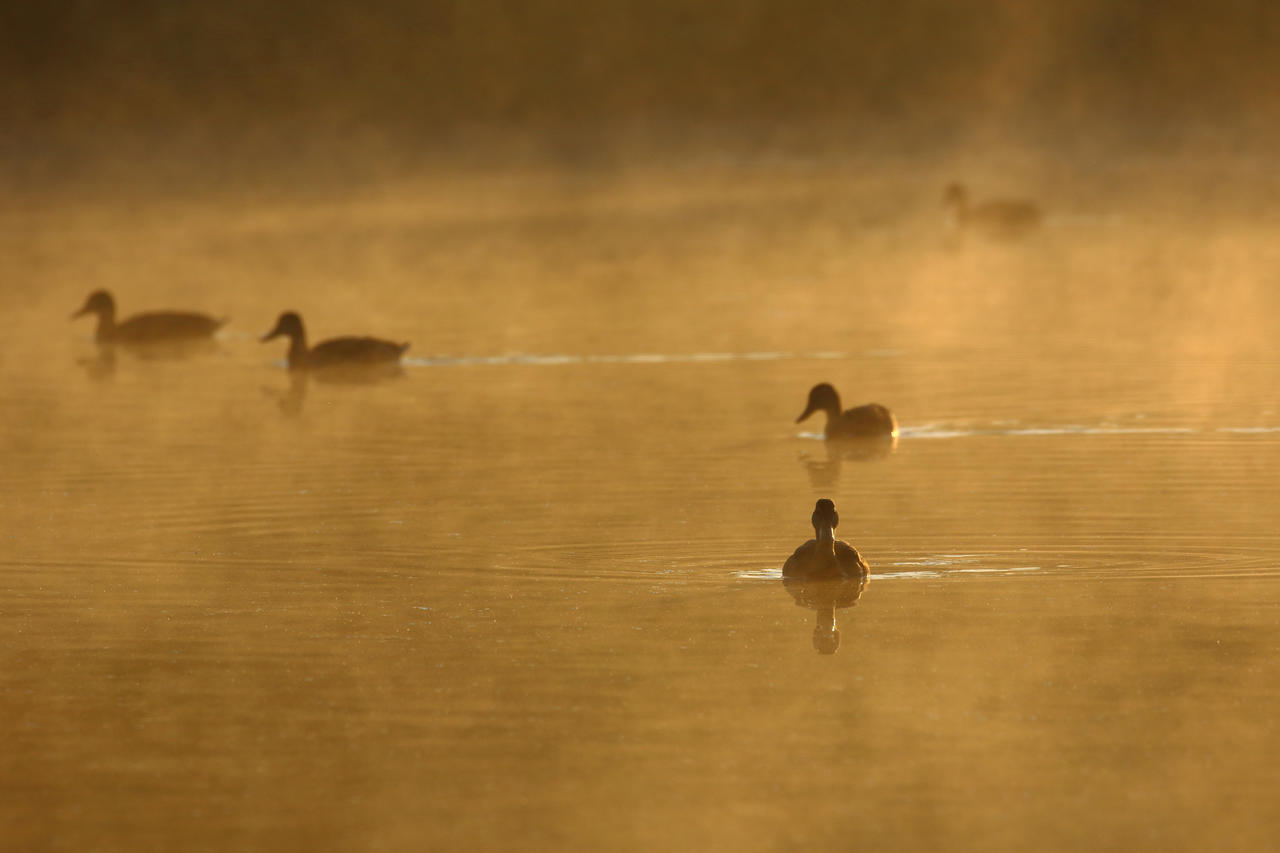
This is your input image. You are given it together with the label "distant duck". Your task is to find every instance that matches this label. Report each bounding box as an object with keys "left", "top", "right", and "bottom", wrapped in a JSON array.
[
  {"left": 782, "top": 499, "right": 870, "bottom": 582},
  {"left": 942, "top": 182, "right": 1042, "bottom": 236},
  {"left": 71, "top": 290, "right": 227, "bottom": 344},
  {"left": 261, "top": 311, "right": 409, "bottom": 370},
  {"left": 796, "top": 383, "right": 897, "bottom": 440}
]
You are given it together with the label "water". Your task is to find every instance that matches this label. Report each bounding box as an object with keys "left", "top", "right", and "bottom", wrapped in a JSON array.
[{"left": 3, "top": 168, "right": 1279, "bottom": 851}]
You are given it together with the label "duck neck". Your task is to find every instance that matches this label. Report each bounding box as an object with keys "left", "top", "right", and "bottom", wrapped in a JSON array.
[
  {"left": 286, "top": 329, "right": 309, "bottom": 369},
  {"left": 815, "top": 525, "right": 837, "bottom": 557},
  {"left": 823, "top": 405, "right": 843, "bottom": 432},
  {"left": 820, "top": 392, "right": 843, "bottom": 428},
  {"left": 94, "top": 306, "right": 116, "bottom": 343}
]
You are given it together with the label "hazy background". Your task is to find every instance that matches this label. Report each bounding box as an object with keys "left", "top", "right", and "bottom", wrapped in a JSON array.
[{"left": 6, "top": 0, "right": 1280, "bottom": 195}]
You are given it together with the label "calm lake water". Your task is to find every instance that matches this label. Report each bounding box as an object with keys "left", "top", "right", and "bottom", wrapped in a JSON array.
[{"left": 3, "top": 164, "right": 1278, "bottom": 851}]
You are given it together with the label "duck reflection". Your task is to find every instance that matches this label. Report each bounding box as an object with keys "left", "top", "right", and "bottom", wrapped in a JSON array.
[
  {"left": 262, "top": 371, "right": 309, "bottom": 417},
  {"left": 798, "top": 434, "right": 897, "bottom": 489},
  {"left": 261, "top": 359, "right": 407, "bottom": 417},
  {"left": 782, "top": 499, "right": 870, "bottom": 655},
  {"left": 77, "top": 346, "right": 118, "bottom": 382},
  {"left": 73, "top": 330, "right": 226, "bottom": 382}
]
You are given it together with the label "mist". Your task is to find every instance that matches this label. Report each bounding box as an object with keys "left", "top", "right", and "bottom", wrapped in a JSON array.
[{"left": 7, "top": 1, "right": 1280, "bottom": 193}]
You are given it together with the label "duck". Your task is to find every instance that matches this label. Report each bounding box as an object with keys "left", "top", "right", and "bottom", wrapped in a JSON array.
[
  {"left": 71, "top": 290, "right": 227, "bottom": 344},
  {"left": 261, "top": 311, "right": 409, "bottom": 370},
  {"left": 942, "top": 182, "right": 1042, "bottom": 235},
  {"left": 796, "top": 383, "right": 897, "bottom": 439},
  {"left": 782, "top": 498, "right": 870, "bottom": 582},
  {"left": 782, "top": 499, "right": 870, "bottom": 654}
]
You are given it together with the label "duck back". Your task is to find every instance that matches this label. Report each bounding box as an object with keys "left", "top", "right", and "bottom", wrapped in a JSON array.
[
  {"left": 306, "top": 336, "right": 409, "bottom": 368},
  {"left": 108, "top": 311, "right": 225, "bottom": 343},
  {"left": 782, "top": 539, "right": 869, "bottom": 581},
  {"left": 971, "top": 199, "right": 1042, "bottom": 231},
  {"left": 830, "top": 402, "right": 897, "bottom": 439}
]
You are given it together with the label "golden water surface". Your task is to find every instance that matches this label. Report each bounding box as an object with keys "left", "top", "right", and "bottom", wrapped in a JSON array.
[{"left": 3, "top": 165, "right": 1278, "bottom": 851}]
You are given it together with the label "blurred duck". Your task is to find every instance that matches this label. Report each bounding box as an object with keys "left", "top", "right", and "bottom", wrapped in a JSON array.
[
  {"left": 72, "top": 290, "right": 227, "bottom": 344},
  {"left": 261, "top": 311, "right": 409, "bottom": 370},
  {"left": 942, "top": 182, "right": 1042, "bottom": 235},
  {"left": 796, "top": 383, "right": 897, "bottom": 440},
  {"left": 782, "top": 499, "right": 870, "bottom": 582}
]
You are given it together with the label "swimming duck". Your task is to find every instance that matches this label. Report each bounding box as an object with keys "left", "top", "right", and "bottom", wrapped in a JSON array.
[
  {"left": 261, "top": 311, "right": 409, "bottom": 370},
  {"left": 71, "top": 290, "right": 227, "bottom": 343},
  {"left": 782, "top": 498, "right": 870, "bottom": 582},
  {"left": 796, "top": 383, "right": 897, "bottom": 439},
  {"left": 942, "top": 182, "right": 1042, "bottom": 235}
]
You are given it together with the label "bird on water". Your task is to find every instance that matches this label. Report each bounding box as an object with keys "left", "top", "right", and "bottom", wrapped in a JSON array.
[
  {"left": 942, "top": 182, "right": 1042, "bottom": 236},
  {"left": 260, "top": 311, "right": 409, "bottom": 370},
  {"left": 782, "top": 498, "right": 870, "bottom": 654},
  {"left": 796, "top": 383, "right": 897, "bottom": 440},
  {"left": 71, "top": 290, "right": 227, "bottom": 344},
  {"left": 782, "top": 498, "right": 870, "bottom": 582}
]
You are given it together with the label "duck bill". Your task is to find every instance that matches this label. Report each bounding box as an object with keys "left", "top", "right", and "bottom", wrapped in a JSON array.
[
  {"left": 70, "top": 305, "right": 90, "bottom": 319},
  {"left": 796, "top": 403, "right": 818, "bottom": 424},
  {"left": 260, "top": 327, "right": 282, "bottom": 343}
]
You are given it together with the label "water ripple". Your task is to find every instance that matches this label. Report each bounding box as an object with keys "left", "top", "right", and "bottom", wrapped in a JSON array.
[{"left": 403, "top": 350, "right": 856, "bottom": 368}]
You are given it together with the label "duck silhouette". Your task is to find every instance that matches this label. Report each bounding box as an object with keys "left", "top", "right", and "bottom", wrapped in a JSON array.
[
  {"left": 942, "top": 182, "right": 1042, "bottom": 237},
  {"left": 796, "top": 383, "right": 897, "bottom": 440},
  {"left": 71, "top": 290, "right": 227, "bottom": 344},
  {"left": 783, "top": 499, "right": 870, "bottom": 582},
  {"left": 261, "top": 311, "right": 409, "bottom": 371},
  {"left": 778, "top": 494, "right": 870, "bottom": 653},
  {"left": 782, "top": 499, "right": 870, "bottom": 654}
]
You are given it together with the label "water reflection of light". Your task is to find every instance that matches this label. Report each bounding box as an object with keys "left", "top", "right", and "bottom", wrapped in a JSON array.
[{"left": 903, "top": 423, "right": 1204, "bottom": 439}]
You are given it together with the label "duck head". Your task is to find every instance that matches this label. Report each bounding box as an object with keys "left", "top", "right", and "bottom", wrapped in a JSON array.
[
  {"left": 72, "top": 290, "right": 116, "bottom": 321},
  {"left": 796, "top": 383, "right": 841, "bottom": 424},
  {"left": 261, "top": 311, "right": 305, "bottom": 343},
  {"left": 811, "top": 498, "right": 839, "bottom": 545}
]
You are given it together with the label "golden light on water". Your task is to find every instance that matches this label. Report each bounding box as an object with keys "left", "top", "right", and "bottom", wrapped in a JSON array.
[{"left": 3, "top": 3, "right": 1280, "bottom": 851}]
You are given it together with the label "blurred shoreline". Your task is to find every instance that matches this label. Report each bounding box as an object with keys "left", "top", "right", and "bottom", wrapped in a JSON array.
[
  {"left": 7, "top": 118, "right": 1280, "bottom": 230},
  {"left": 6, "top": 2, "right": 1280, "bottom": 206}
]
